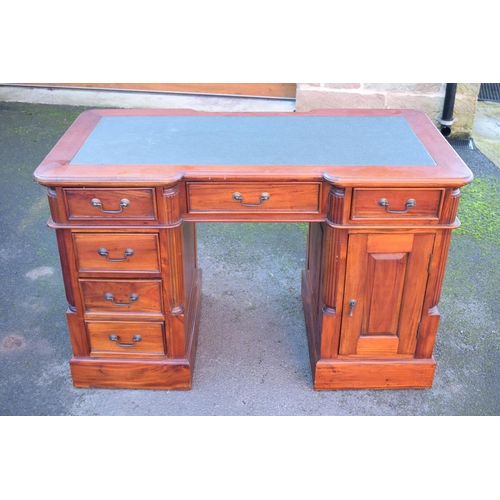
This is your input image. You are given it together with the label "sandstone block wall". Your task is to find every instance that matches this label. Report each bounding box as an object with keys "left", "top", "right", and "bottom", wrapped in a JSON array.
[{"left": 296, "top": 83, "right": 480, "bottom": 137}]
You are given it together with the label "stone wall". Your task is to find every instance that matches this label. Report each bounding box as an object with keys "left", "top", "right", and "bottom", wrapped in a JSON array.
[{"left": 296, "top": 83, "right": 480, "bottom": 138}]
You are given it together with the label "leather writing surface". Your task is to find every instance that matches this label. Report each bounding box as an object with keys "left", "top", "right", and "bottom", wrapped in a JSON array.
[{"left": 70, "top": 116, "right": 437, "bottom": 166}]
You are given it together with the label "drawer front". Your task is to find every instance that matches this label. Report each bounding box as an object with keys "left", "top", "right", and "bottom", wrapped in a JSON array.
[
  {"left": 65, "top": 188, "right": 156, "bottom": 220},
  {"left": 187, "top": 183, "right": 320, "bottom": 213},
  {"left": 87, "top": 321, "right": 165, "bottom": 357},
  {"left": 351, "top": 189, "right": 442, "bottom": 221},
  {"left": 73, "top": 233, "right": 160, "bottom": 272},
  {"left": 80, "top": 279, "right": 162, "bottom": 314}
]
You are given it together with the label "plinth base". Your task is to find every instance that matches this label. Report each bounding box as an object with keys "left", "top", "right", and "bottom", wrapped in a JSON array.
[
  {"left": 70, "top": 269, "right": 202, "bottom": 390},
  {"left": 302, "top": 270, "right": 436, "bottom": 390}
]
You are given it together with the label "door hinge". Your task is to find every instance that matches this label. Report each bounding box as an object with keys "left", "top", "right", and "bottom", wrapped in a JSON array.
[
  {"left": 416, "top": 323, "right": 421, "bottom": 339},
  {"left": 427, "top": 253, "right": 433, "bottom": 273}
]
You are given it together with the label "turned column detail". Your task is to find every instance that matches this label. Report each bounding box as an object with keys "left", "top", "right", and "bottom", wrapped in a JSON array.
[
  {"left": 441, "top": 188, "right": 461, "bottom": 224},
  {"left": 327, "top": 187, "right": 345, "bottom": 225},
  {"left": 162, "top": 186, "right": 184, "bottom": 315},
  {"left": 323, "top": 187, "right": 346, "bottom": 313},
  {"left": 163, "top": 186, "right": 182, "bottom": 225}
]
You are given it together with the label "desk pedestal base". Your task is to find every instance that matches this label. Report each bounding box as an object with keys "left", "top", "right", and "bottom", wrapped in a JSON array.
[
  {"left": 302, "top": 270, "right": 436, "bottom": 390},
  {"left": 69, "top": 269, "right": 202, "bottom": 390},
  {"left": 70, "top": 357, "right": 194, "bottom": 390},
  {"left": 311, "top": 359, "right": 436, "bottom": 390}
]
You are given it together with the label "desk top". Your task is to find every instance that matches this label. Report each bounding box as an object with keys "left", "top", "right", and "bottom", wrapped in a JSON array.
[
  {"left": 34, "top": 109, "right": 473, "bottom": 187},
  {"left": 70, "top": 115, "right": 436, "bottom": 167}
]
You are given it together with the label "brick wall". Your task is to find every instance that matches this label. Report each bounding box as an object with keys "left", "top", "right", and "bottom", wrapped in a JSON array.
[{"left": 296, "top": 83, "right": 480, "bottom": 137}]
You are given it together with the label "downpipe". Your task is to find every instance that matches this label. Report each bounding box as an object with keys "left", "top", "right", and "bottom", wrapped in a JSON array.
[{"left": 439, "top": 83, "right": 457, "bottom": 137}]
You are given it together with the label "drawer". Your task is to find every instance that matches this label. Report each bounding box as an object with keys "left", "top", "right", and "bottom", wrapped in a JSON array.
[
  {"left": 64, "top": 188, "right": 156, "bottom": 220},
  {"left": 73, "top": 233, "right": 160, "bottom": 272},
  {"left": 80, "top": 279, "right": 162, "bottom": 315},
  {"left": 86, "top": 321, "right": 165, "bottom": 357},
  {"left": 187, "top": 182, "right": 320, "bottom": 213},
  {"left": 351, "top": 188, "right": 443, "bottom": 221}
]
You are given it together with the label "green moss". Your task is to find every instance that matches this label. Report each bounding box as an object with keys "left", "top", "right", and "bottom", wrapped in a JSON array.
[{"left": 456, "top": 176, "right": 500, "bottom": 245}]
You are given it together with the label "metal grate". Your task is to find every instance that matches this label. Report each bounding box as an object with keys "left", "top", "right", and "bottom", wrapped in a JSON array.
[
  {"left": 478, "top": 83, "right": 500, "bottom": 102},
  {"left": 446, "top": 138, "right": 476, "bottom": 151}
]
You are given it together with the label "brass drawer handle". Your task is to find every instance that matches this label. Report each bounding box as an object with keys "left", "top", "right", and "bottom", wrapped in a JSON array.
[
  {"left": 378, "top": 197, "right": 416, "bottom": 214},
  {"left": 232, "top": 191, "right": 270, "bottom": 207},
  {"left": 348, "top": 299, "right": 357, "bottom": 317},
  {"left": 104, "top": 292, "right": 139, "bottom": 306},
  {"left": 109, "top": 334, "right": 142, "bottom": 347},
  {"left": 91, "top": 197, "right": 130, "bottom": 214},
  {"left": 98, "top": 247, "right": 134, "bottom": 262}
]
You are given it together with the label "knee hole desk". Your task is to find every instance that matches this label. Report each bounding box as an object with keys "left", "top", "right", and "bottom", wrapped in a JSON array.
[{"left": 33, "top": 109, "right": 473, "bottom": 390}]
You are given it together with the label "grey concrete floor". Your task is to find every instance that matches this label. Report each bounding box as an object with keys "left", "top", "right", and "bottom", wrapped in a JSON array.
[{"left": 0, "top": 100, "right": 499, "bottom": 416}]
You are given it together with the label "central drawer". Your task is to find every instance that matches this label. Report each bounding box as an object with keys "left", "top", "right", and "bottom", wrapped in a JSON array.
[{"left": 187, "top": 182, "right": 320, "bottom": 213}]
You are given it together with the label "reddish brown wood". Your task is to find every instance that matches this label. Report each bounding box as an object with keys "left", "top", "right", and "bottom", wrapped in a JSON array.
[
  {"left": 440, "top": 188, "right": 461, "bottom": 224},
  {"left": 313, "top": 358, "right": 436, "bottom": 390},
  {"left": 319, "top": 226, "right": 347, "bottom": 358},
  {"left": 184, "top": 269, "right": 202, "bottom": 364},
  {"left": 302, "top": 224, "right": 322, "bottom": 358},
  {"left": 34, "top": 108, "right": 473, "bottom": 390},
  {"left": 187, "top": 182, "right": 321, "bottom": 213},
  {"left": 46, "top": 187, "right": 65, "bottom": 223},
  {"left": 351, "top": 188, "right": 443, "bottom": 222},
  {"left": 327, "top": 187, "right": 346, "bottom": 224},
  {"left": 396, "top": 233, "right": 436, "bottom": 354},
  {"left": 305, "top": 223, "right": 323, "bottom": 313},
  {"left": 87, "top": 321, "right": 165, "bottom": 357},
  {"left": 164, "top": 225, "right": 185, "bottom": 315},
  {"left": 158, "top": 219, "right": 191, "bottom": 358},
  {"left": 415, "top": 307, "right": 441, "bottom": 360},
  {"left": 339, "top": 232, "right": 434, "bottom": 358},
  {"left": 70, "top": 357, "right": 192, "bottom": 389},
  {"left": 55, "top": 229, "right": 77, "bottom": 309},
  {"left": 73, "top": 233, "right": 160, "bottom": 272},
  {"left": 33, "top": 109, "right": 473, "bottom": 189},
  {"left": 182, "top": 222, "right": 197, "bottom": 308},
  {"left": 427, "top": 230, "right": 453, "bottom": 310},
  {"left": 161, "top": 185, "right": 182, "bottom": 225},
  {"left": 66, "top": 310, "right": 90, "bottom": 357},
  {"left": 302, "top": 269, "right": 321, "bottom": 377},
  {"left": 321, "top": 224, "right": 340, "bottom": 313},
  {"left": 64, "top": 188, "right": 157, "bottom": 221},
  {"left": 79, "top": 279, "right": 163, "bottom": 316}
]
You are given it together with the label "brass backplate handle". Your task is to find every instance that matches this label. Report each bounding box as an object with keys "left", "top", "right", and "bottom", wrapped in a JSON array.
[
  {"left": 378, "top": 197, "right": 416, "bottom": 214},
  {"left": 98, "top": 247, "right": 134, "bottom": 262},
  {"left": 104, "top": 292, "right": 139, "bottom": 306},
  {"left": 109, "top": 334, "right": 142, "bottom": 347},
  {"left": 91, "top": 198, "right": 130, "bottom": 214},
  {"left": 232, "top": 192, "right": 271, "bottom": 207},
  {"left": 348, "top": 299, "right": 357, "bottom": 317}
]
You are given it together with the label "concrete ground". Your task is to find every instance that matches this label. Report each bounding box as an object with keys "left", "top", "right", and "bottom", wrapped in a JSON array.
[{"left": 0, "top": 95, "right": 499, "bottom": 416}]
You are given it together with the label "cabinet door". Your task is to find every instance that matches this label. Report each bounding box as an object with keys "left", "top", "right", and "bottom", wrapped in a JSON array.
[{"left": 339, "top": 233, "right": 434, "bottom": 357}]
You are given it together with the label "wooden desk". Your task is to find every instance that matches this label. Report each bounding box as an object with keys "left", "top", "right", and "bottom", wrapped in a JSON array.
[{"left": 33, "top": 109, "right": 473, "bottom": 390}]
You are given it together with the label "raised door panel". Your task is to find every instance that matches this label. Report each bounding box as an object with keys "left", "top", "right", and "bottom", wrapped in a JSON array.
[{"left": 339, "top": 233, "right": 434, "bottom": 358}]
